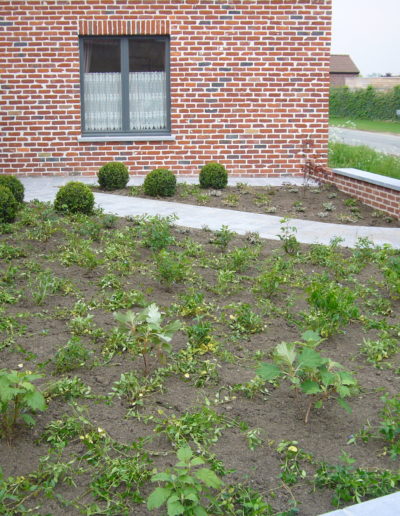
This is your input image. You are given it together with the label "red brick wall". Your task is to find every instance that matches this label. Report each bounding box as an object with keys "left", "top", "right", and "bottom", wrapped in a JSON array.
[
  {"left": 308, "top": 163, "right": 400, "bottom": 219},
  {"left": 2, "top": 0, "right": 332, "bottom": 177}
]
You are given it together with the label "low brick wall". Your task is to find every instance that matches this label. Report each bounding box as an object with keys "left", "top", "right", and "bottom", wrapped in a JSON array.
[{"left": 308, "top": 162, "right": 400, "bottom": 219}]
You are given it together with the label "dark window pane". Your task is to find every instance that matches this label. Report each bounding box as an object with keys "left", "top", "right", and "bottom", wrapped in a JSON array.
[
  {"left": 84, "top": 39, "right": 120, "bottom": 72},
  {"left": 129, "top": 39, "right": 165, "bottom": 72}
]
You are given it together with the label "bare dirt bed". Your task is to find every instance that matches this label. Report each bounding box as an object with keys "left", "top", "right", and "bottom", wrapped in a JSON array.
[
  {"left": 93, "top": 182, "right": 400, "bottom": 227},
  {"left": 0, "top": 202, "right": 399, "bottom": 516}
]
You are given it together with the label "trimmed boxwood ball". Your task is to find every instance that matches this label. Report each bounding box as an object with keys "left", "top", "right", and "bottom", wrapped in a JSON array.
[
  {"left": 143, "top": 168, "right": 177, "bottom": 197},
  {"left": 199, "top": 162, "right": 228, "bottom": 189},
  {"left": 0, "top": 175, "right": 24, "bottom": 203},
  {"left": 98, "top": 162, "right": 129, "bottom": 190},
  {"left": 54, "top": 182, "right": 95, "bottom": 215},
  {"left": 0, "top": 185, "right": 18, "bottom": 223}
]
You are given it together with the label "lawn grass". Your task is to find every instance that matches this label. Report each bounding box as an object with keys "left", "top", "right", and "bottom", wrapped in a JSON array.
[
  {"left": 330, "top": 118, "right": 400, "bottom": 135},
  {"left": 328, "top": 141, "right": 400, "bottom": 180}
]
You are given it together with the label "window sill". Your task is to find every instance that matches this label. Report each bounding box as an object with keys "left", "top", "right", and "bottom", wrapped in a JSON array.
[{"left": 78, "top": 135, "right": 176, "bottom": 143}]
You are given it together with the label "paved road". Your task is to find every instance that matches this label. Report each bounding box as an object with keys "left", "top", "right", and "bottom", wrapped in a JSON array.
[{"left": 329, "top": 127, "right": 400, "bottom": 156}]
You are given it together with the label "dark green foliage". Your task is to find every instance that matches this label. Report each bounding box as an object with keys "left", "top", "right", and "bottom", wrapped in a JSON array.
[
  {"left": 0, "top": 176, "right": 24, "bottom": 203},
  {"left": 0, "top": 186, "right": 18, "bottom": 223},
  {"left": 54, "top": 182, "right": 95, "bottom": 215},
  {"left": 330, "top": 85, "right": 400, "bottom": 120},
  {"left": 199, "top": 162, "right": 228, "bottom": 189},
  {"left": 143, "top": 168, "right": 177, "bottom": 197},
  {"left": 97, "top": 162, "right": 130, "bottom": 190}
]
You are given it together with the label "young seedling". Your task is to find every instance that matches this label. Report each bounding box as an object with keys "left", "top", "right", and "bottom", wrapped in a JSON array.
[
  {"left": 147, "top": 446, "right": 223, "bottom": 515},
  {"left": 115, "top": 303, "right": 181, "bottom": 375},
  {"left": 257, "top": 338, "right": 358, "bottom": 423},
  {"left": 0, "top": 369, "right": 47, "bottom": 442}
]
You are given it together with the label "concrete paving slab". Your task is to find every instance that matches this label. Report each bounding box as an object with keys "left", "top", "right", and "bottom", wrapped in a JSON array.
[
  {"left": 20, "top": 176, "right": 400, "bottom": 249},
  {"left": 319, "top": 491, "right": 400, "bottom": 516}
]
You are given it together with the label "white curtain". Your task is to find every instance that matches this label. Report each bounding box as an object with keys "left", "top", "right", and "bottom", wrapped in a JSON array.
[
  {"left": 84, "top": 71, "right": 167, "bottom": 132},
  {"left": 84, "top": 73, "right": 122, "bottom": 131},
  {"left": 129, "top": 72, "right": 167, "bottom": 130}
]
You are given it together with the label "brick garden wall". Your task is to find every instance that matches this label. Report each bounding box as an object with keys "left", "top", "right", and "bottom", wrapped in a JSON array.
[
  {"left": 1, "top": 0, "right": 332, "bottom": 178},
  {"left": 308, "top": 163, "right": 400, "bottom": 219}
]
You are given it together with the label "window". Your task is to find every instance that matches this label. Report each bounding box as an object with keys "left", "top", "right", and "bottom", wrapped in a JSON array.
[{"left": 80, "top": 36, "right": 170, "bottom": 136}]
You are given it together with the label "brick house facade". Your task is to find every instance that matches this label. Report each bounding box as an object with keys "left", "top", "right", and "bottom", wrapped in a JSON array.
[{"left": 2, "top": 0, "right": 332, "bottom": 178}]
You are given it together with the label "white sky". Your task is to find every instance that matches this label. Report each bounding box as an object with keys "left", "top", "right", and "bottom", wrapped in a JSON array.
[{"left": 331, "top": 0, "right": 400, "bottom": 76}]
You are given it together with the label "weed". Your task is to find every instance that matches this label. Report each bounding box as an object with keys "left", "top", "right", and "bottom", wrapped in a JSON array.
[
  {"left": 173, "top": 289, "right": 213, "bottom": 317},
  {"left": 360, "top": 332, "right": 398, "bottom": 365},
  {"left": 228, "top": 303, "right": 265, "bottom": 336},
  {"left": 315, "top": 453, "right": 400, "bottom": 507},
  {"left": 277, "top": 218, "right": 300, "bottom": 256},
  {"left": 222, "top": 193, "right": 240, "bottom": 207},
  {"left": 110, "top": 371, "right": 165, "bottom": 408},
  {"left": 44, "top": 376, "right": 93, "bottom": 401},
  {"left": 29, "top": 269, "right": 63, "bottom": 305},
  {"left": 304, "top": 275, "right": 359, "bottom": 336},
  {"left": 101, "top": 288, "right": 147, "bottom": 310},
  {"left": 277, "top": 441, "right": 313, "bottom": 485},
  {"left": 186, "top": 317, "right": 218, "bottom": 354},
  {"left": 53, "top": 336, "right": 92, "bottom": 373},
  {"left": 137, "top": 214, "right": 177, "bottom": 251},
  {"left": 211, "top": 483, "right": 277, "bottom": 515},
  {"left": 0, "top": 369, "right": 47, "bottom": 441},
  {"left": 210, "top": 225, "right": 235, "bottom": 251},
  {"left": 147, "top": 446, "right": 223, "bottom": 515},
  {"left": 154, "top": 406, "right": 236, "bottom": 449},
  {"left": 0, "top": 243, "right": 26, "bottom": 261},
  {"left": 154, "top": 249, "right": 191, "bottom": 288}
]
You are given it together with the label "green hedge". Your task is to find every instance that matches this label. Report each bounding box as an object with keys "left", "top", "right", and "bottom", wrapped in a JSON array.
[{"left": 330, "top": 86, "right": 400, "bottom": 120}]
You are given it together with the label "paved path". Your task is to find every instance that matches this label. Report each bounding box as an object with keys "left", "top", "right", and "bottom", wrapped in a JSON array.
[
  {"left": 329, "top": 127, "right": 400, "bottom": 156},
  {"left": 20, "top": 176, "right": 400, "bottom": 249}
]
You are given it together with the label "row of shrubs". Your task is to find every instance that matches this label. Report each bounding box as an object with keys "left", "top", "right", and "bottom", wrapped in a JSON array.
[
  {"left": 0, "top": 161, "right": 229, "bottom": 221},
  {"left": 330, "top": 85, "right": 400, "bottom": 120},
  {"left": 98, "top": 161, "right": 228, "bottom": 195}
]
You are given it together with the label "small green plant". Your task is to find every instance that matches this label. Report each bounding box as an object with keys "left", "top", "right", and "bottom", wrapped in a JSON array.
[
  {"left": 174, "top": 289, "right": 212, "bottom": 317},
  {"left": 360, "top": 332, "right": 398, "bottom": 365},
  {"left": 277, "top": 441, "right": 313, "bottom": 485},
  {"left": 210, "top": 225, "right": 235, "bottom": 251},
  {"left": 53, "top": 336, "right": 92, "bottom": 373},
  {"left": 137, "top": 214, "right": 176, "bottom": 251},
  {"left": 97, "top": 161, "right": 129, "bottom": 190},
  {"left": 0, "top": 176, "right": 24, "bottom": 203},
  {"left": 115, "top": 303, "right": 181, "bottom": 374},
  {"left": 44, "top": 376, "right": 92, "bottom": 401},
  {"left": 29, "top": 269, "right": 63, "bottom": 305},
  {"left": 315, "top": 453, "right": 400, "bottom": 507},
  {"left": 186, "top": 317, "right": 217, "bottom": 354},
  {"left": 154, "top": 249, "right": 190, "bottom": 288},
  {"left": 143, "top": 168, "right": 177, "bottom": 197},
  {"left": 211, "top": 483, "right": 275, "bottom": 515},
  {"left": 199, "top": 162, "right": 228, "bottom": 189},
  {"left": 222, "top": 193, "right": 239, "bottom": 207},
  {"left": 147, "top": 446, "right": 223, "bottom": 515},
  {"left": 278, "top": 218, "right": 300, "bottom": 256},
  {"left": 322, "top": 202, "right": 335, "bottom": 212},
  {"left": 0, "top": 186, "right": 18, "bottom": 223},
  {"left": 304, "top": 276, "right": 359, "bottom": 337},
  {"left": 257, "top": 339, "right": 358, "bottom": 423},
  {"left": 0, "top": 369, "right": 47, "bottom": 441},
  {"left": 54, "top": 181, "right": 95, "bottom": 214},
  {"left": 154, "top": 406, "right": 235, "bottom": 448},
  {"left": 228, "top": 303, "right": 265, "bottom": 336}
]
